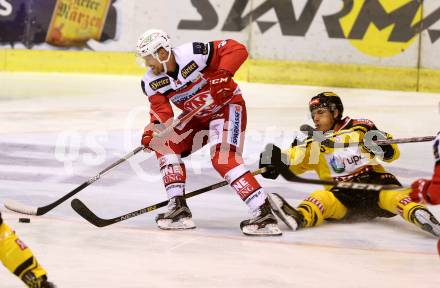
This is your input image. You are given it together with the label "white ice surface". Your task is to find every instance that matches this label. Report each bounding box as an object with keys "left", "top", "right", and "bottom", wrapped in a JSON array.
[{"left": 0, "top": 72, "right": 439, "bottom": 287}]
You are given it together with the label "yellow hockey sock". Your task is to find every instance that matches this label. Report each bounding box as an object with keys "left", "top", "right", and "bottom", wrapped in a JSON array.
[{"left": 0, "top": 223, "right": 47, "bottom": 284}]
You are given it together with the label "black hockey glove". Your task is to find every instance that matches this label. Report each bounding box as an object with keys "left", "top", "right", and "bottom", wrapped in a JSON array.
[
  {"left": 259, "top": 144, "right": 282, "bottom": 179},
  {"left": 363, "top": 130, "right": 395, "bottom": 160}
]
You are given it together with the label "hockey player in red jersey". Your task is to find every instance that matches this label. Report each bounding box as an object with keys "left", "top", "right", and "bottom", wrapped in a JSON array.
[
  {"left": 410, "top": 132, "right": 440, "bottom": 205},
  {"left": 0, "top": 212, "right": 55, "bottom": 287},
  {"left": 136, "top": 29, "right": 281, "bottom": 236}
]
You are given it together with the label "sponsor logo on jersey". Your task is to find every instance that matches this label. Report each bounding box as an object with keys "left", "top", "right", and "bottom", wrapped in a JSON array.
[
  {"left": 192, "top": 42, "right": 208, "bottom": 55},
  {"left": 170, "top": 77, "right": 207, "bottom": 104},
  {"left": 181, "top": 60, "right": 199, "bottom": 79},
  {"left": 183, "top": 90, "right": 210, "bottom": 111},
  {"left": 326, "top": 146, "right": 368, "bottom": 176},
  {"left": 330, "top": 156, "right": 345, "bottom": 173},
  {"left": 330, "top": 154, "right": 365, "bottom": 174},
  {"left": 149, "top": 77, "right": 170, "bottom": 90}
]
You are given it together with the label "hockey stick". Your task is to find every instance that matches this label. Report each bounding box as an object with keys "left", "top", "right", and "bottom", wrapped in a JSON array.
[
  {"left": 70, "top": 168, "right": 267, "bottom": 227},
  {"left": 267, "top": 143, "right": 396, "bottom": 191},
  {"left": 3, "top": 147, "right": 143, "bottom": 216},
  {"left": 298, "top": 124, "right": 435, "bottom": 146},
  {"left": 374, "top": 135, "right": 435, "bottom": 145},
  {"left": 4, "top": 98, "right": 213, "bottom": 216}
]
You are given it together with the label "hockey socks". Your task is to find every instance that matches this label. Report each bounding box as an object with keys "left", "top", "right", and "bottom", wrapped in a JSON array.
[
  {"left": 157, "top": 155, "right": 195, "bottom": 230},
  {"left": 225, "top": 165, "right": 266, "bottom": 211},
  {"left": 225, "top": 165, "right": 281, "bottom": 236},
  {"left": 159, "top": 155, "right": 186, "bottom": 199}
]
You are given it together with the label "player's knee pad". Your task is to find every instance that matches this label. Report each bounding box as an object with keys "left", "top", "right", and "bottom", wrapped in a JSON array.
[
  {"left": 210, "top": 143, "right": 242, "bottom": 177},
  {"left": 298, "top": 190, "right": 347, "bottom": 226},
  {"left": 158, "top": 154, "right": 186, "bottom": 199}
]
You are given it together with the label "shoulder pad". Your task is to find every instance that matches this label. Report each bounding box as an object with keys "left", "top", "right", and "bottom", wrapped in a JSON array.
[{"left": 351, "top": 118, "right": 375, "bottom": 128}]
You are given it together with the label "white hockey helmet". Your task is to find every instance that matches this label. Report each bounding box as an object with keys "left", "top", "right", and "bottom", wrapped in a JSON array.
[{"left": 136, "top": 29, "right": 172, "bottom": 58}]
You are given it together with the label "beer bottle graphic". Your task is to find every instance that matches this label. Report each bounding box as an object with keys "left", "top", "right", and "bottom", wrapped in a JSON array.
[{"left": 46, "top": 0, "right": 112, "bottom": 46}]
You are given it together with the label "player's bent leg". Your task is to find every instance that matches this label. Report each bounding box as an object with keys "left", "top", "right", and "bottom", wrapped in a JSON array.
[
  {"left": 270, "top": 190, "right": 348, "bottom": 230},
  {"left": 379, "top": 189, "right": 440, "bottom": 237},
  {"left": 211, "top": 150, "right": 281, "bottom": 236},
  {"left": 155, "top": 154, "right": 195, "bottom": 230},
  {"left": 209, "top": 104, "right": 281, "bottom": 236},
  {"left": 0, "top": 222, "right": 55, "bottom": 287},
  {"left": 218, "top": 162, "right": 281, "bottom": 236}
]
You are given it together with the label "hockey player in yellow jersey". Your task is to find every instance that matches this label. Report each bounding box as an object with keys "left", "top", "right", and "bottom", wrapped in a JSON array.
[
  {"left": 260, "top": 92, "right": 440, "bottom": 237},
  {"left": 0, "top": 212, "right": 55, "bottom": 287}
]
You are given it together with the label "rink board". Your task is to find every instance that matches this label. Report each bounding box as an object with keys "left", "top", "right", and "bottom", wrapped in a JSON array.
[
  {"left": 1, "top": 1, "right": 440, "bottom": 91},
  {"left": 2, "top": 49, "right": 440, "bottom": 93}
]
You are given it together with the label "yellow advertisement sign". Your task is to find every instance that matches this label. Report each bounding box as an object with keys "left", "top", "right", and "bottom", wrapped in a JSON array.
[{"left": 46, "top": 0, "right": 112, "bottom": 46}]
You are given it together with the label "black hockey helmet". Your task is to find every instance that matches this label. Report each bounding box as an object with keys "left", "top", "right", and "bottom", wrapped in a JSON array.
[{"left": 309, "top": 92, "right": 344, "bottom": 119}]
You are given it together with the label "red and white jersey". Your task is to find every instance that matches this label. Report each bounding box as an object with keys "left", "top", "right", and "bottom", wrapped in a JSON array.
[{"left": 141, "top": 39, "right": 248, "bottom": 124}]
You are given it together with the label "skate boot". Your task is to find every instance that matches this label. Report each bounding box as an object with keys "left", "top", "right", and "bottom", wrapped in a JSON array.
[
  {"left": 240, "top": 199, "right": 282, "bottom": 236},
  {"left": 267, "top": 193, "right": 305, "bottom": 231},
  {"left": 410, "top": 207, "right": 440, "bottom": 237},
  {"left": 22, "top": 272, "right": 56, "bottom": 288},
  {"left": 155, "top": 196, "right": 196, "bottom": 230}
]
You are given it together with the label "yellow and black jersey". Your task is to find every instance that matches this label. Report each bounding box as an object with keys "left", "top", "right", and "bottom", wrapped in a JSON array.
[{"left": 287, "top": 117, "right": 400, "bottom": 188}]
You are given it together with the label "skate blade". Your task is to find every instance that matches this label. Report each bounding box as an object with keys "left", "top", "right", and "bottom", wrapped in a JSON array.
[
  {"left": 157, "top": 217, "right": 196, "bottom": 230},
  {"left": 242, "top": 224, "right": 282, "bottom": 236},
  {"left": 267, "top": 193, "right": 298, "bottom": 231},
  {"left": 414, "top": 209, "right": 440, "bottom": 237}
]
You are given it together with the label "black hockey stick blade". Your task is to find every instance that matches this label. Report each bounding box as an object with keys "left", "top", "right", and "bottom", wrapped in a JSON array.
[
  {"left": 71, "top": 198, "right": 169, "bottom": 227},
  {"left": 71, "top": 168, "right": 268, "bottom": 227}
]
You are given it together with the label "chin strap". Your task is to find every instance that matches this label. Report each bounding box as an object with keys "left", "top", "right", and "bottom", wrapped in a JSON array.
[{"left": 154, "top": 48, "right": 172, "bottom": 74}]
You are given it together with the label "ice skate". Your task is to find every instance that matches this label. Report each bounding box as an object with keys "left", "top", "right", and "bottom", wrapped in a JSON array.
[
  {"left": 267, "top": 193, "right": 305, "bottom": 231},
  {"left": 240, "top": 200, "right": 282, "bottom": 236},
  {"left": 155, "top": 196, "right": 196, "bottom": 230},
  {"left": 410, "top": 207, "right": 440, "bottom": 237}
]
